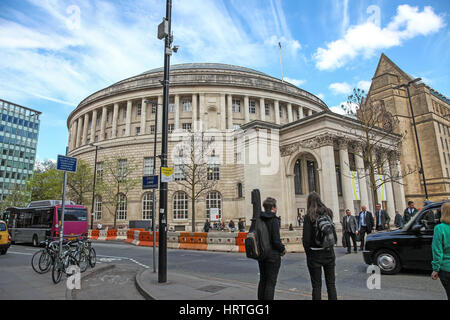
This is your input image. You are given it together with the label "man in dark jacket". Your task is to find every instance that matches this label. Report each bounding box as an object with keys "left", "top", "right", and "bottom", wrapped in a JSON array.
[
  {"left": 394, "top": 211, "right": 404, "bottom": 229},
  {"left": 258, "top": 197, "right": 286, "bottom": 300},
  {"left": 203, "top": 219, "right": 211, "bottom": 233},
  {"left": 342, "top": 209, "right": 358, "bottom": 253},
  {"left": 375, "top": 203, "right": 391, "bottom": 231},
  {"left": 356, "top": 205, "right": 374, "bottom": 251},
  {"left": 404, "top": 201, "right": 418, "bottom": 224}
]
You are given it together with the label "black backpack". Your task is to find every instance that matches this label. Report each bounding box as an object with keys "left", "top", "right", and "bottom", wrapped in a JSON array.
[
  {"left": 314, "top": 213, "right": 337, "bottom": 248},
  {"left": 245, "top": 189, "right": 272, "bottom": 261}
]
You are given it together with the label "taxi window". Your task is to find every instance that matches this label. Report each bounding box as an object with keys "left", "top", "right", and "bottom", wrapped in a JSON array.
[
  {"left": 419, "top": 208, "right": 441, "bottom": 231},
  {"left": 0, "top": 223, "right": 6, "bottom": 231}
]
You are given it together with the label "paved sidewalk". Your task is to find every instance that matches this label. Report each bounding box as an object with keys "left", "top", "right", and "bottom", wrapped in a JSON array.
[{"left": 136, "top": 268, "right": 308, "bottom": 300}]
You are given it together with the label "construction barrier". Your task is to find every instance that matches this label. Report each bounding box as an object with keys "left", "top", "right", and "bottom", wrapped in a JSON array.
[{"left": 89, "top": 229, "right": 305, "bottom": 253}]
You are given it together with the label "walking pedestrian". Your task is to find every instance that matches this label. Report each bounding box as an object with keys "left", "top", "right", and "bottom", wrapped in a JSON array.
[
  {"left": 342, "top": 209, "right": 358, "bottom": 254},
  {"left": 404, "top": 201, "right": 418, "bottom": 224},
  {"left": 302, "top": 192, "right": 338, "bottom": 300},
  {"left": 203, "top": 219, "right": 211, "bottom": 233},
  {"left": 257, "top": 197, "right": 286, "bottom": 300},
  {"left": 356, "top": 205, "right": 374, "bottom": 250},
  {"left": 375, "top": 203, "right": 390, "bottom": 231},
  {"left": 431, "top": 202, "right": 450, "bottom": 300}
]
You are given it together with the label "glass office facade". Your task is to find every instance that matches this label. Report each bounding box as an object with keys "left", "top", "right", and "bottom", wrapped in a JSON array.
[{"left": 0, "top": 99, "right": 41, "bottom": 201}]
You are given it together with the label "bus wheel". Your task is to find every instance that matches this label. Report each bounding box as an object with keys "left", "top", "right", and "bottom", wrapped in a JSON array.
[{"left": 32, "top": 235, "right": 39, "bottom": 247}]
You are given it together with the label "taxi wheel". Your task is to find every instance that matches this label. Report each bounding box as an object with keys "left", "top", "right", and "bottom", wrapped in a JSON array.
[
  {"left": 375, "top": 249, "right": 401, "bottom": 275},
  {"left": 0, "top": 249, "right": 6, "bottom": 255}
]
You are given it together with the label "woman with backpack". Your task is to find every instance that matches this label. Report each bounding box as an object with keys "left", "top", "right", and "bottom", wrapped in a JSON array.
[{"left": 302, "top": 192, "right": 338, "bottom": 300}]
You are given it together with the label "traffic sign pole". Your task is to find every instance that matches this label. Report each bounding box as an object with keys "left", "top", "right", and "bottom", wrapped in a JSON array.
[{"left": 59, "top": 147, "right": 69, "bottom": 257}]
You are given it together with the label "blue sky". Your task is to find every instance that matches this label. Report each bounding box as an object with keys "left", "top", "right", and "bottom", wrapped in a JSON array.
[{"left": 0, "top": 0, "right": 449, "bottom": 161}]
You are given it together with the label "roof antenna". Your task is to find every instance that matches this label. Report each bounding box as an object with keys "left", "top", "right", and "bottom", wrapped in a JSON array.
[{"left": 278, "top": 42, "right": 284, "bottom": 82}]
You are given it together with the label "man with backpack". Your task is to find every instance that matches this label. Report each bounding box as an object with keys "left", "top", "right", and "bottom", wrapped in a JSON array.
[
  {"left": 302, "top": 192, "right": 338, "bottom": 300},
  {"left": 257, "top": 197, "right": 286, "bottom": 300}
]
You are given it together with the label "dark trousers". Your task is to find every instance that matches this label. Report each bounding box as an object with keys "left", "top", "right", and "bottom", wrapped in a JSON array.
[
  {"left": 358, "top": 226, "right": 370, "bottom": 250},
  {"left": 439, "top": 270, "right": 450, "bottom": 300},
  {"left": 306, "top": 248, "right": 338, "bottom": 300},
  {"left": 344, "top": 231, "right": 357, "bottom": 252},
  {"left": 257, "top": 253, "right": 281, "bottom": 300}
]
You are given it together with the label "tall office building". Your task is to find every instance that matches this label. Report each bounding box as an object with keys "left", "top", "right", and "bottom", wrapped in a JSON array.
[{"left": 0, "top": 99, "right": 41, "bottom": 201}]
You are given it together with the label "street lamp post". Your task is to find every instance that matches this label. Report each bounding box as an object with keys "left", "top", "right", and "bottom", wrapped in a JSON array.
[
  {"left": 90, "top": 144, "right": 99, "bottom": 230},
  {"left": 157, "top": 0, "right": 173, "bottom": 283},
  {"left": 145, "top": 99, "right": 158, "bottom": 274},
  {"left": 394, "top": 78, "right": 429, "bottom": 200}
]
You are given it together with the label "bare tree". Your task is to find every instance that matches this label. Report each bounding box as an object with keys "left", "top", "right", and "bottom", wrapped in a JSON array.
[
  {"left": 171, "top": 132, "right": 219, "bottom": 232},
  {"left": 341, "top": 88, "right": 416, "bottom": 211},
  {"left": 66, "top": 159, "right": 93, "bottom": 206},
  {"left": 97, "top": 154, "right": 139, "bottom": 229}
]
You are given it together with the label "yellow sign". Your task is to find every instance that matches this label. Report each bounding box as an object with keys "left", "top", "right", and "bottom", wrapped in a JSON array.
[{"left": 161, "top": 167, "right": 174, "bottom": 183}]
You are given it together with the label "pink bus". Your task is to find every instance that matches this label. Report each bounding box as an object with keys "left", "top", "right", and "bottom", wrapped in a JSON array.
[{"left": 2, "top": 200, "right": 88, "bottom": 246}]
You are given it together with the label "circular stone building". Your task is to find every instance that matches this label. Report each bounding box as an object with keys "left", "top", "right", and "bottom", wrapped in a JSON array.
[{"left": 67, "top": 63, "right": 405, "bottom": 230}]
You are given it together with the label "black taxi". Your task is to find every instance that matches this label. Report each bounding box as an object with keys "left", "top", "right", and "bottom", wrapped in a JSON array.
[{"left": 363, "top": 200, "right": 448, "bottom": 274}]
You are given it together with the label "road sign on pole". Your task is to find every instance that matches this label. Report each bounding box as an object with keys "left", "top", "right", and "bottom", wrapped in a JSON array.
[
  {"left": 160, "top": 167, "right": 173, "bottom": 183},
  {"left": 57, "top": 155, "right": 77, "bottom": 172},
  {"left": 143, "top": 175, "right": 159, "bottom": 189}
]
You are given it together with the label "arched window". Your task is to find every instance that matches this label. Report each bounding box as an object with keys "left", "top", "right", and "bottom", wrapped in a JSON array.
[
  {"left": 117, "top": 194, "right": 127, "bottom": 220},
  {"left": 294, "top": 159, "right": 302, "bottom": 195},
  {"left": 94, "top": 196, "right": 102, "bottom": 220},
  {"left": 206, "top": 191, "right": 222, "bottom": 220},
  {"left": 173, "top": 191, "right": 188, "bottom": 220},
  {"left": 142, "top": 192, "right": 153, "bottom": 220}
]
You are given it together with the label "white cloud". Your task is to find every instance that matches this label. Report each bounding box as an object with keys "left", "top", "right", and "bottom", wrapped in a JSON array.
[
  {"left": 317, "top": 93, "right": 325, "bottom": 100},
  {"left": 315, "top": 5, "right": 445, "bottom": 70},
  {"left": 284, "top": 77, "right": 306, "bottom": 87},
  {"left": 329, "top": 101, "right": 358, "bottom": 115},
  {"left": 329, "top": 82, "right": 352, "bottom": 95}
]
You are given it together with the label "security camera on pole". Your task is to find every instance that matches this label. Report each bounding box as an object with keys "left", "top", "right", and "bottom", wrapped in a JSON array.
[{"left": 157, "top": 0, "right": 178, "bottom": 283}]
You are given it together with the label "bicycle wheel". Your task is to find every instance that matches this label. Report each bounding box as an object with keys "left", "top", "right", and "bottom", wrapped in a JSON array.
[
  {"left": 52, "top": 257, "right": 64, "bottom": 284},
  {"left": 31, "top": 250, "right": 46, "bottom": 274},
  {"left": 88, "top": 247, "right": 96, "bottom": 268},
  {"left": 76, "top": 250, "right": 88, "bottom": 273},
  {"left": 38, "top": 251, "right": 53, "bottom": 273}
]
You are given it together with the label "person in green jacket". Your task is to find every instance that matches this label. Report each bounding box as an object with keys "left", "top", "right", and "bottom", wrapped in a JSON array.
[{"left": 431, "top": 202, "right": 450, "bottom": 300}]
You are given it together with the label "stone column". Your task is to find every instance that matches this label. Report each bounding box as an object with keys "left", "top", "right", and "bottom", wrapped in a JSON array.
[
  {"left": 112, "top": 103, "right": 119, "bottom": 139},
  {"left": 274, "top": 100, "right": 280, "bottom": 125},
  {"left": 140, "top": 98, "right": 147, "bottom": 135},
  {"left": 390, "top": 151, "right": 406, "bottom": 213},
  {"left": 82, "top": 113, "right": 89, "bottom": 145},
  {"left": 76, "top": 117, "right": 83, "bottom": 148},
  {"left": 220, "top": 94, "right": 226, "bottom": 131},
  {"left": 70, "top": 122, "right": 77, "bottom": 150},
  {"left": 100, "top": 106, "right": 107, "bottom": 141},
  {"left": 319, "top": 136, "right": 340, "bottom": 224},
  {"left": 199, "top": 93, "right": 205, "bottom": 131},
  {"left": 259, "top": 98, "right": 265, "bottom": 121},
  {"left": 174, "top": 94, "right": 180, "bottom": 130},
  {"left": 287, "top": 103, "right": 293, "bottom": 122},
  {"left": 308, "top": 109, "right": 313, "bottom": 116},
  {"left": 354, "top": 144, "right": 370, "bottom": 208},
  {"left": 299, "top": 106, "right": 304, "bottom": 120},
  {"left": 339, "top": 140, "right": 354, "bottom": 213},
  {"left": 382, "top": 152, "right": 396, "bottom": 221},
  {"left": 192, "top": 94, "right": 198, "bottom": 131},
  {"left": 157, "top": 96, "right": 163, "bottom": 133},
  {"left": 244, "top": 95, "right": 250, "bottom": 123},
  {"left": 125, "top": 100, "right": 132, "bottom": 136},
  {"left": 227, "top": 94, "right": 233, "bottom": 130},
  {"left": 90, "top": 109, "right": 97, "bottom": 143}
]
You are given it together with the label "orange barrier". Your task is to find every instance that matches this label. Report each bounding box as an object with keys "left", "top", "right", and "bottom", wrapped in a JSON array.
[
  {"left": 235, "top": 232, "right": 247, "bottom": 253},
  {"left": 179, "top": 232, "right": 208, "bottom": 251},
  {"left": 90, "top": 230, "right": 99, "bottom": 240},
  {"left": 106, "top": 229, "right": 118, "bottom": 240},
  {"left": 138, "top": 231, "right": 159, "bottom": 247}
]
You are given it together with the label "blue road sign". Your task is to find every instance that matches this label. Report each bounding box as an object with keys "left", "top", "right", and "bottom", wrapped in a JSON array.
[
  {"left": 57, "top": 155, "right": 77, "bottom": 172},
  {"left": 143, "top": 175, "right": 158, "bottom": 189}
]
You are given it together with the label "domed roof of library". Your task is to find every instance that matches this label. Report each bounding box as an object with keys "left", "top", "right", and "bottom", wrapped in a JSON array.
[{"left": 140, "top": 63, "right": 270, "bottom": 77}]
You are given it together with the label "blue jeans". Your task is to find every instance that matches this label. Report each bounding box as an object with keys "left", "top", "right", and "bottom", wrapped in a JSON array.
[{"left": 439, "top": 270, "right": 450, "bottom": 300}]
